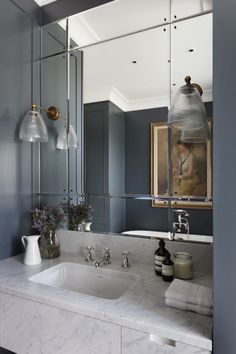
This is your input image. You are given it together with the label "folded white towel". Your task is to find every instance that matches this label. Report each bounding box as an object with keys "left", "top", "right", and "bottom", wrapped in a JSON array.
[
  {"left": 165, "top": 279, "right": 213, "bottom": 309},
  {"left": 165, "top": 298, "right": 213, "bottom": 316}
]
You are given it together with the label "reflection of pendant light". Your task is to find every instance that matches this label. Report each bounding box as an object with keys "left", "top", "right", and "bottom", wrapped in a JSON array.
[
  {"left": 56, "top": 124, "right": 78, "bottom": 150},
  {"left": 168, "top": 76, "right": 208, "bottom": 131},
  {"left": 19, "top": 104, "right": 78, "bottom": 149},
  {"left": 181, "top": 122, "right": 210, "bottom": 143}
]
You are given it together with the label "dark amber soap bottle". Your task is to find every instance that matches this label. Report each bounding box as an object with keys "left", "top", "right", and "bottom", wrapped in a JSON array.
[
  {"left": 162, "top": 252, "right": 174, "bottom": 282},
  {"left": 154, "top": 239, "right": 168, "bottom": 276}
]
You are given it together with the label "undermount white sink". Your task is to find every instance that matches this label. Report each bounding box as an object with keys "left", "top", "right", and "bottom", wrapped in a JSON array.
[{"left": 29, "top": 262, "right": 139, "bottom": 299}]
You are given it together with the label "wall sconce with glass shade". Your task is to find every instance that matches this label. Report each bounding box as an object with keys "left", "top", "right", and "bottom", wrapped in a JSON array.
[
  {"left": 19, "top": 104, "right": 48, "bottom": 143},
  {"left": 168, "top": 76, "right": 210, "bottom": 141},
  {"left": 19, "top": 104, "right": 78, "bottom": 150}
]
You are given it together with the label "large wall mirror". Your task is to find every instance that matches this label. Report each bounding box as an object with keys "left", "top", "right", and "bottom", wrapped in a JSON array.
[{"left": 38, "top": 0, "right": 213, "bottom": 243}]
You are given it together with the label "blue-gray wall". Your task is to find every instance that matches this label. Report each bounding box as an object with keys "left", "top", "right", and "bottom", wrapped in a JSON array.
[
  {"left": 0, "top": 0, "right": 40, "bottom": 255},
  {"left": 0, "top": 0, "right": 40, "bottom": 352},
  {"left": 84, "top": 101, "right": 125, "bottom": 233},
  {"left": 213, "top": 1, "right": 236, "bottom": 353}
]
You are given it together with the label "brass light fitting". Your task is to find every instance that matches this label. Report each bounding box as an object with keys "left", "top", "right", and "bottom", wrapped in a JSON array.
[
  {"left": 32, "top": 104, "right": 61, "bottom": 121},
  {"left": 168, "top": 75, "right": 208, "bottom": 131},
  {"left": 184, "top": 76, "right": 203, "bottom": 96}
]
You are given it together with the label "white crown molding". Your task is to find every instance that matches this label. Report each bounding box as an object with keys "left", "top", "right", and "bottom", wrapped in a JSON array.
[
  {"left": 109, "top": 87, "right": 129, "bottom": 111},
  {"left": 84, "top": 87, "right": 170, "bottom": 112},
  {"left": 84, "top": 87, "right": 212, "bottom": 112},
  {"left": 124, "top": 95, "right": 170, "bottom": 112}
]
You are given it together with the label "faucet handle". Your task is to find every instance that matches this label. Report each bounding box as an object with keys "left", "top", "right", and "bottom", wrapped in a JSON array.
[
  {"left": 87, "top": 246, "right": 94, "bottom": 251},
  {"left": 122, "top": 251, "right": 131, "bottom": 268},
  {"left": 174, "top": 209, "right": 189, "bottom": 217},
  {"left": 122, "top": 250, "right": 130, "bottom": 257},
  {"left": 104, "top": 247, "right": 111, "bottom": 256},
  {"left": 85, "top": 246, "right": 94, "bottom": 262}
]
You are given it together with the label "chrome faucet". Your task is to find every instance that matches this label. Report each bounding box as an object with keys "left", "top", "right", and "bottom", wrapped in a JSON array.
[
  {"left": 173, "top": 209, "right": 190, "bottom": 236},
  {"left": 95, "top": 248, "right": 111, "bottom": 268},
  {"left": 168, "top": 209, "right": 190, "bottom": 241},
  {"left": 85, "top": 246, "right": 94, "bottom": 263},
  {"left": 121, "top": 251, "right": 131, "bottom": 268}
]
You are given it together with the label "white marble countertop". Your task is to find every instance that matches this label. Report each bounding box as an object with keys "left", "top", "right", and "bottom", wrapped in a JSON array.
[{"left": 0, "top": 253, "right": 212, "bottom": 351}]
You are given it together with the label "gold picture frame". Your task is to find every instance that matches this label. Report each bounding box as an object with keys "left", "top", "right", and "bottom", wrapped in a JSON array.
[{"left": 151, "top": 120, "right": 212, "bottom": 208}]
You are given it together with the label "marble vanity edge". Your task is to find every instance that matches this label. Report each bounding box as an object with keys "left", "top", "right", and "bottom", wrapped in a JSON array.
[
  {"left": 0, "top": 253, "right": 212, "bottom": 351},
  {"left": 58, "top": 230, "right": 213, "bottom": 274},
  {"left": 0, "top": 284, "right": 212, "bottom": 351}
]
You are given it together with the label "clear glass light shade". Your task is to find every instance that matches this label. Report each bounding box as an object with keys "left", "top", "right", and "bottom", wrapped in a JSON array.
[
  {"left": 56, "top": 124, "right": 78, "bottom": 150},
  {"left": 181, "top": 122, "right": 210, "bottom": 143},
  {"left": 168, "top": 86, "right": 208, "bottom": 130},
  {"left": 19, "top": 110, "right": 48, "bottom": 142}
]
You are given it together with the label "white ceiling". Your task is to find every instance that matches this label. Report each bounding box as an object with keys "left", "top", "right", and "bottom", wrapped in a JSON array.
[
  {"left": 34, "top": 0, "right": 58, "bottom": 7},
  {"left": 83, "top": 26, "right": 170, "bottom": 111},
  {"left": 57, "top": 0, "right": 213, "bottom": 111},
  {"left": 171, "top": 13, "right": 213, "bottom": 102},
  {"left": 66, "top": 0, "right": 170, "bottom": 48}
]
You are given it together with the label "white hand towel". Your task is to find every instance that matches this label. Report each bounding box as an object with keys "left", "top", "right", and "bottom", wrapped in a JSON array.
[
  {"left": 165, "top": 298, "right": 213, "bottom": 316},
  {"left": 165, "top": 279, "right": 213, "bottom": 309}
]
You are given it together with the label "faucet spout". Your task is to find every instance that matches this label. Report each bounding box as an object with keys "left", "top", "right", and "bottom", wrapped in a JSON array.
[
  {"left": 95, "top": 248, "right": 111, "bottom": 268},
  {"left": 172, "top": 209, "right": 190, "bottom": 240},
  {"left": 95, "top": 257, "right": 108, "bottom": 268}
]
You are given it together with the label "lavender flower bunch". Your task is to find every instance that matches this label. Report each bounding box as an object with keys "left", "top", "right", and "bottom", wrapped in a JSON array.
[{"left": 32, "top": 205, "right": 64, "bottom": 235}]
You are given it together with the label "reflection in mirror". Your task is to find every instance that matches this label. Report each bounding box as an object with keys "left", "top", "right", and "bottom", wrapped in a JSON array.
[
  {"left": 171, "top": 0, "right": 212, "bottom": 22},
  {"left": 79, "top": 9, "right": 170, "bottom": 236},
  {"left": 40, "top": 46, "right": 83, "bottom": 196},
  {"left": 168, "top": 9, "right": 213, "bottom": 239},
  {"left": 66, "top": 0, "right": 170, "bottom": 49},
  {"left": 41, "top": 22, "right": 67, "bottom": 58},
  {"left": 40, "top": 53, "right": 68, "bottom": 195},
  {"left": 38, "top": 0, "right": 213, "bottom": 242}
]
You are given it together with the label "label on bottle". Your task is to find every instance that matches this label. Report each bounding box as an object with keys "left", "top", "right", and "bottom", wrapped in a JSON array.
[
  {"left": 154, "top": 255, "right": 165, "bottom": 271},
  {"left": 162, "top": 264, "right": 174, "bottom": 277}
]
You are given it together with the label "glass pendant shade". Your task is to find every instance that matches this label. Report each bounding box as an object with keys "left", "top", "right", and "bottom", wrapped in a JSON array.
[
  {"left": 168, "top": 77, "right": 208, "bottom": 130},
  {"left": 19, "top": 109, "right": 48, "bottom": 142},
  {"left": 56, "top": 124, "right": 78, "bottom": 150},
  {"left": 181, "top": 122, "right": 210, "bottom": 143}
]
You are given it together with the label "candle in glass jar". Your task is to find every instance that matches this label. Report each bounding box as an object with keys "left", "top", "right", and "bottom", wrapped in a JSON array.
[{"left": 174, "top": 252, "right": 193, "bottom": 280}]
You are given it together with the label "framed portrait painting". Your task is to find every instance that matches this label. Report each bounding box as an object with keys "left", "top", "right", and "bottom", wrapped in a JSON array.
[{"left": 151, "top": 120, "right": 212, "bottom": 208}]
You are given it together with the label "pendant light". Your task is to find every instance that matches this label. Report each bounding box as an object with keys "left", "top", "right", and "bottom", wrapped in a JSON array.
[
  {"left": 168, "top": 76, "right": 208, "bottom": 131},
  {"left": 181, "top": 122, "right": 210, "bottom": 143}
]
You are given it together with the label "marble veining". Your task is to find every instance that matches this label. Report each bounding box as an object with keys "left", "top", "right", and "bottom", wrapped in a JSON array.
[
  {"left": 0, "top": 251, "right": 212, "bottom": 351},
  {"left": 122, "top": 327, "right": 211, "bottom": 354},
  {"left": 0, "top": 291, "right": 121, "bottom": 354}
]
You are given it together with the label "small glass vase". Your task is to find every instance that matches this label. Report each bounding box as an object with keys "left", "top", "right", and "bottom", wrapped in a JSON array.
[
  {"left": 83, "top": 221, "right": 92, "bottom": 232},
  {"left": 40, "top": 229, "right": 60, "bottom": 259}
]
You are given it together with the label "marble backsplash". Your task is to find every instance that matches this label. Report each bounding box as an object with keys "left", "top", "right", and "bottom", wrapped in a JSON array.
[{"left": 58, "top": 230, "right": 212, "bottom": 274}]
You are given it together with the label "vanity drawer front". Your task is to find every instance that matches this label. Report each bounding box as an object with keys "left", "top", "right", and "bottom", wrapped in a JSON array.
[
  {"left": 121, "top": 327, "right": 211, "bottom": 354},
  {"left": 0, "top": 292, "right": 121, "bottom": 354}
]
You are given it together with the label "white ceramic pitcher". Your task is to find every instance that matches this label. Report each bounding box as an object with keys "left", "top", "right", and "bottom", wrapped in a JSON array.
[{"left": 21, "top": 235, "right": 41, "bottom": 266}]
